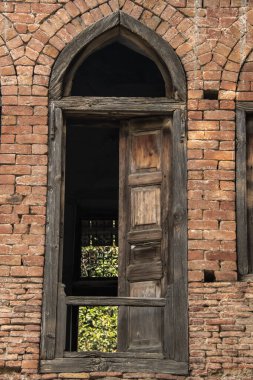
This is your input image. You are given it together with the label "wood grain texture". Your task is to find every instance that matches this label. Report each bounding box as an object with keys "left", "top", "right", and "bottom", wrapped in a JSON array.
[
  {"left": 54, "top": 97, "right": 185, "bottom": 116},
  {"left": 40, "top": 107, "right": 63, "bottom": 360},
  {"left": 128, "top": 172, "right": 163, "bottom": 186},
  {"left": 236, "top": 109, "right": 248, "bottom": 275},
  {"left": 63, "top": 351, "right": 163, "bottom": 358},
  {"left": 129, "top": 281, "right": 162, "bottom": 351},
  {"left": 125, "top": 118, "right": 170, "bottom": 354},
  {"left": 165, "top": 109, "right": 188, "bottom": 362},
  {"left": 65, "top": 296, "right": 166, "bottom": 306},
  {"left": 127, "top": 228, "right": 162, "bottom": 243},
  {"left": 49, "top": 11, "right": 186, "bottom": 101},
  {"left": 55, "top": 283, "right": 67, "bottom": 357},
  {"left": 246, "top": 116, "right": 253, "bottom": 273},
  {"left": 130, "top": 131, "right": 161, "bottom": 172},
  {"left": 40, "top": 357, "right": 188, "bottom": 374},
  {"left": 237, "top": 101, "right": 253, "bottom": 111},
  {"left": 127, "top": 261, "right": 163, "bottom": 281},
  {"left": 131, "top": 186, "right": 161, "bottom": 228}
]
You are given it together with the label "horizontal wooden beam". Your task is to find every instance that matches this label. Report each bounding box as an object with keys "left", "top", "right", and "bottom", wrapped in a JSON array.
[
  {"left": 54, "top": 97, "right": 185, "bottom": 116},
  {"left": 40, "top": 357, "right": 188, "bottom": 374},
  {"left": 65, "top": 296, "right": 166, "bottom": 307},
  {"left": 64, "top": 351, "right": 164, "bottom": 359},
  {"left": 236, "top": 101, "right": 253, "bottom": 111}
]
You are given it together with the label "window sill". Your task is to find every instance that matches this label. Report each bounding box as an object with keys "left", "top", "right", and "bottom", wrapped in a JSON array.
[
  {"left": 239, "top": 274, "right": 253, "bottom": 282},
  {"left": 40, "top": 355, "right": 188, "bottom": 374}
]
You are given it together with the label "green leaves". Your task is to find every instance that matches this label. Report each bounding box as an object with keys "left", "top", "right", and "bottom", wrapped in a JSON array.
[
  {"left": 78, "top": 306, "right": 118, "bottom": 352},
  {"left": 81, "top": 245, "right": 118, "bottom": 277},
  {"left": 79, "top": 245, "right": 118, "bottom": 351}
]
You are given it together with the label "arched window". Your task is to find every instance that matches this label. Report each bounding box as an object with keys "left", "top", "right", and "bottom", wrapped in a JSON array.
[{"left": 41, "top": 12, "right": 187, "bottom": 375}]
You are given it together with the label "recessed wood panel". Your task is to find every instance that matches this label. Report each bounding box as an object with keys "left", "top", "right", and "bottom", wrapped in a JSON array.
[
  {"left": 131, "top": 187, "right": 160, "bottom": 228},
  {"left": 130, "top": 244, "right": 160, "bottom": 263},
  {"left": 130, "top": 281, "right": 161, "bottom": 298},
  {"left": 127, "top": 261, "right": 162, "bottom": 281},
  {"left": 130, "top": 131, "right": 161, "bottom": 173},
  {"left": 129, "top": 281, "right": 162, "bottom": 351}
]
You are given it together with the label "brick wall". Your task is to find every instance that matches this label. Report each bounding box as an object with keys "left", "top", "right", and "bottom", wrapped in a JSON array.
[{"left": 0, "top": 0, "right": 253, "bottom": 379}]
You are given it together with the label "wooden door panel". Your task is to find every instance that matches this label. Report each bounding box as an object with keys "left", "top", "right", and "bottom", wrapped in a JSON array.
[
  {"left": 130, "top": 131, "right": 161, "bottom": 173},
  {"left": 130, "top": 243, "right": 160, "bottom": 263},
  {"left": 127, "top": 261, "right": 163, "bottom": 281},
  {"left": 131, "top": 186, "right": 161, "bottom": 229},
  {"left": 119, "top": 117, "right": 171, "bottom": 353},
  {"left": 128, "top": 281, "right": 162, "bottom": 351}
]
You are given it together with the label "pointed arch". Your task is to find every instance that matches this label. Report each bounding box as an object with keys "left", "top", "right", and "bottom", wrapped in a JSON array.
[
  {"left": 49, "top": 11, "right": 186, "bottom": 101},
  {"left": 41, "top": 9, "right": 188, "bottom": 375}
]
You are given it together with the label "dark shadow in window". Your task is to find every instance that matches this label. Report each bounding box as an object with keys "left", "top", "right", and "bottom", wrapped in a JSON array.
[{"left": 71, "top": 42, "right": 166, "bottom": 97}]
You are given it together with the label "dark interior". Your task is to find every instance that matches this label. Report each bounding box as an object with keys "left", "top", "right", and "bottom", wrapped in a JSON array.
[
  {"left": 62, "top": 120, "right": 119, "bottom": 298},
  {"left": 63, "top": 42, "right": 167, "bottom": 351},
  {"left": 64, "top": 121, "right": 119, "bottom": 218},
  {"left": 63, "top": 121, "right": 119, "bottom": 351},
  {"left": 70, "top": 42, "right": 166, "bottom": 97}
]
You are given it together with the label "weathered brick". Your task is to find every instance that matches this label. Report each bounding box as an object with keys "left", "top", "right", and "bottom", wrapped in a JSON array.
[{"left": 0, "top": 2, "right": 252, "bottom": 379}]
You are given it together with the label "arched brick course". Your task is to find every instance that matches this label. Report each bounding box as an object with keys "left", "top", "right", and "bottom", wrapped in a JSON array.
[{"left": 1, "top": 1, "right": 253, "bottom": 379}]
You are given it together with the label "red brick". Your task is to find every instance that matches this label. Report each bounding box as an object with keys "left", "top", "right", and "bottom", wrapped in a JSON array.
[
  {"left": 188, "top": 120, "right": 219, "bottom": 130},
  {"left": 10, "top": 266, "right": 43, "bottom": 277},
  {"left": 215, "top": 271, "right": 237, "bottom": 281},
  {"left": 204, "top": 150, "right": 234, "bottom": 160},
  {"left": 204, "top": 110, "right": 235, "bottom": 120}
]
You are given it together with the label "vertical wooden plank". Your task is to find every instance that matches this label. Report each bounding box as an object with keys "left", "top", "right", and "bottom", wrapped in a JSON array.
[
  {"left": 164, "top": 109, "right": 188, "bottom": 362},
  {"left": 129, "top": 281, "right": 162, "bottom": 352},
  {"left": 40, "top": 106, "right": 63, "bottom": 359},
  {"left": 161, "top": 119, "right": 171, "bottom": 294},
  {"left": 125, "top": 118, "right": 168, "bottom": 353},
  {"left": 55, "top": 283, "right": 67, "bottom": 357},
  {"left": 236, "top": 109, "right": 248, "bottom": 276},
  {"left": 247, "top": 115, "right": 253, "bottom": 273},
  {"left": 117, "top": 125, "right": 128, "bottom": 351}
]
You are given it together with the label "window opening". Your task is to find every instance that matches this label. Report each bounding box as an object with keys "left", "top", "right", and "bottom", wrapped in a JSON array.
[
  {"left": 63, "top": 122, "right": 119, "bottom": 351},
  {"left": 78, "top": 306, "right": 118, "bottom": 352},
  {"left": 80, "top": 219, "right": 118, "bottom": 278},
  {"left": 70, "top": 42, "right": 166, "bottom": 97},
  {"left": 42, "top": 14, "right": 188, "bottom": 373}
]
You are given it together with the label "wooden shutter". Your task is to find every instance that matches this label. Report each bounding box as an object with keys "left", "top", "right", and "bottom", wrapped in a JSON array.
[{"left": 118, "top": 117, "right": 171, "bottom": 352}]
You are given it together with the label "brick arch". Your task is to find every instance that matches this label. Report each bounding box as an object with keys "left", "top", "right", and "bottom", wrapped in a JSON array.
[
  {"left": 0, "top": 14, "right": 17, "bottom": 81},
  {"left": 34, "top": 0, "right": 252, "bottom": 95},
  {"left": 218, "top": 10, "right": 253, "bottom": 96},
  {"left": 30, "top": 0, "right": 199, "bottom": 92},
  {"left": 236, "top": 49, "right": 253, "bottom": 101},
  {"left": 49, "top": 11, "right": 187, "bottom": 100}
]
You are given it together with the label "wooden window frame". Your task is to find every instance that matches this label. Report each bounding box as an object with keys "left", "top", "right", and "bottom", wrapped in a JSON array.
[
  {"left": 40, "top": 98, "right": 188, "bottom": 374},
  {"left": 236, "top": 102, "right": 253, "bottom": 279},
  {"left": 40, "top": 11, "right": 188, "bottom": 375}
]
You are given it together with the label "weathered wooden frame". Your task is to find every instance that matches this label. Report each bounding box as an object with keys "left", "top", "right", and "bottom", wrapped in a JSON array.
[
  {"left": 49, "top": 12, "right": 186, "bottom": 101},
  {"left": 41, "top": 11, "right": 188, "bottom": 375},
  {"left": 236, "top": 102, "right": 253, "bottom": 278}
]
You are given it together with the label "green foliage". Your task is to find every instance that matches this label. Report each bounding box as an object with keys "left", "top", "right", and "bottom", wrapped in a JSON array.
[
  {"left": 78, "top": 245, "right": 118, "bottom": 351},
  {"left": 81, "top": 245, "right": 118, "bottom": 277},
  {"left": 78, "top": 306, "right": 118, "bottom": 352}
]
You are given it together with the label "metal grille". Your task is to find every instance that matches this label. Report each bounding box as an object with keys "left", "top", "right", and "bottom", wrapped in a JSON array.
[
  {"left": 80, "top": 219, "right": 118, "bottom": 278},
  {"left": 81, "top": 219, "right": 118, "bottom": 246}
]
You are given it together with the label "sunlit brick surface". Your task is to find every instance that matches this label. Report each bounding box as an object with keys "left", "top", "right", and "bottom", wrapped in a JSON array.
[{"left": 1, "top": 0, "right": 253, "bottom": 378}]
